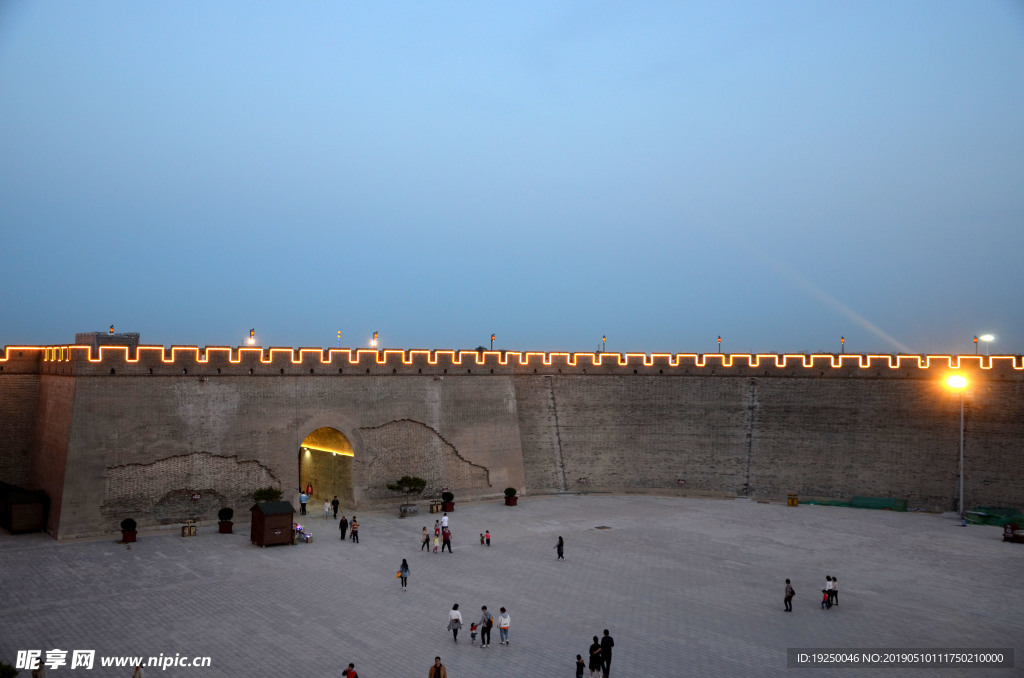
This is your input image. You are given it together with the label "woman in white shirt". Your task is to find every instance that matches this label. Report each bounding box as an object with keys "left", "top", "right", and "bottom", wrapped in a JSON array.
[
  {"left": 447, "top": 604, "right": 463, "bottom": 643},
  {"left": 497, "top": 607, "right": 511, "bottom": 645}
]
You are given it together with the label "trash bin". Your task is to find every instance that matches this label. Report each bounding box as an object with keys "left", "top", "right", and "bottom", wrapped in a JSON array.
[{"left": 787, "top": 494, "right": 799, "bottom": 507}]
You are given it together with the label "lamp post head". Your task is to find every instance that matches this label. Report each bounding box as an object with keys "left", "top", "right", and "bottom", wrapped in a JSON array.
[{"left": 945, "top": 375, "right": 968, "bottom": 390}]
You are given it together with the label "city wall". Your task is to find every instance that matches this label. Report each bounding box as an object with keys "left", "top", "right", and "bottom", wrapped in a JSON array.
[{"left": 2, "top": 345, "right": 1022, "bottom": 539}]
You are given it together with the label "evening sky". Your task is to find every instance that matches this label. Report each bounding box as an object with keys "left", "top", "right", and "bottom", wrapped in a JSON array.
[{"left": 1, "top": 2, "right": 1022, "bottom": 354}]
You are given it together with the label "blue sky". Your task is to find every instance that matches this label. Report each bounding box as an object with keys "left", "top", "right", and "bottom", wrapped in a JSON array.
[{"left": 2, "top": 1, "right": 1022, "bottom": 354}]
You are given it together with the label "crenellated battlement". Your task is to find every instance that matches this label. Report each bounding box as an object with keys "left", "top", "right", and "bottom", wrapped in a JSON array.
[{"left": 3, "top": 344, "right": 1023, "bottom": 379}]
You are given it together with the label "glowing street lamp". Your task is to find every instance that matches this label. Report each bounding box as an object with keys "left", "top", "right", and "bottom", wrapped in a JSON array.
[
  {"left": 371, "top": 331, "right": 378, "bottom": 349},
  {"left": 717, "top": 336, "right": 722, "bottom": 353},
  {"left": 840, "top": 336, "right": 845, "bottom": 354},
  {"left": 945, "top": 374, "right": 968, "bottom": 526},
  {"left": 337, "top": 330, "right": 342, "bottom": 349},
  {"left": 979, "top": 334, "right": 995, "bottom": 356},
  {"left": 602, "top": 335, "right": 606, "bottom": 353},
  {"left": 490, "top": 334, "right": 495, "bottom": 350},
  {"left": 248, "top": 329, "right": 256, "bottom": 346}
]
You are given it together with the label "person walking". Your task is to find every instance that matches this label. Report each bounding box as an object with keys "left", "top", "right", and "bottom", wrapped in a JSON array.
[
  {"left": 447, "top": 604, "right": 463, "bottom": 643},
  {"left": 342, "top": 663, "right": 357, "bottom": 677},
  {"left": 441, "top": 512, "right": 448, "bottom": 529},
  {"left": 421, "top": 526, "right": 430, "bottom": 551},
  {"left": 588, "top": 636, "right": 603, "bottom": 678},
  {"left": 339, "top": 515, "right": 348, "bottom": 541},
  {"left": 576, "top": 654, "right": 586, "bottom": 678},
  {"left": 350, "top": 516, "right": 359, "bottom": 543},
  {"left": 428, "top": 656, "right": 447, "bottom": 678},
  {"left": 299, "top": 490, "right": 308, "bottom": 515},
  {"left": 825, "top": 576, "right": 833, "bottom": 606},
  {"left": 600, "top": 629, "right": 614, "bottom": 677},
  {"left": 479, "top": 605, "right": 494, "bottom": 647},
  {"left": 323, "top": 500, "right": 331, "bottom": 519},
  {"left": 441, "top": 526, "right": 452, "bottom": 553},
  {"left": 497, "top": 607, "right": 511, "bottom": 645},
  {"left": 830, "top": 576, "right": 838, "bottom": 606},
  {"left": 554, "top": 536, "right": 564, "bottom": 560},
  {"left": 399, "top": 558, "right": 410, "bottom": 590},
  {"left": 785, "top": 579, "right": 795, "bottom": 612},
  {"left": 331, "top": 496, "right": 340, "bottom": 519},
  {"left": 485, "top": 529, "right": 490, "bottom": 546}
]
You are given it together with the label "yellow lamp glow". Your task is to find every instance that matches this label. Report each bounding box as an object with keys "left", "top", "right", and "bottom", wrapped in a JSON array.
[{"left": 946, "top": 375, "right": 968, "bottom": 389}]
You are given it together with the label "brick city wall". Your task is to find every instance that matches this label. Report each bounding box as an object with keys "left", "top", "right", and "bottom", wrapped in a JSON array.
[{"left": 1, "top": 345, "right": 1022, "bottom": 538}]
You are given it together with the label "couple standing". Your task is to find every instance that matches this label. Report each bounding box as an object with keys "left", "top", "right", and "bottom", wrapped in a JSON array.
[{"left": 587, "top": 630, "right": 614, "bottom": 677}]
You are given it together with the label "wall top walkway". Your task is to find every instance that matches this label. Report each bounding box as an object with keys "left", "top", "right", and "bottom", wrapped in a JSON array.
[{"left": 2, "top": 344, "right": 1023, "bottom": 378}]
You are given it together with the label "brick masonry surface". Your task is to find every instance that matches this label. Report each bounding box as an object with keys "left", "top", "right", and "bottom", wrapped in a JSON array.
[{"left": 1, "top": 347, "right": 1022, "bottom": 538}]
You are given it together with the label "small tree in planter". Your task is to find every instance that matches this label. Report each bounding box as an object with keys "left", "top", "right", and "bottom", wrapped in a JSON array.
[
  {"left": 218, "top": 507, "right": 234, "bottom": 533},
  {"left": 120, "top": 517, "right": 137, "bottom": 543},
  {"left": 441, "top": 491, "right": 455, "bottom": 512},
  {"left": 504, "top": 487, "right": 518, "bottom": 506},
  {"left": 387, "top": 476, "right": 427, "bottom": 517}
]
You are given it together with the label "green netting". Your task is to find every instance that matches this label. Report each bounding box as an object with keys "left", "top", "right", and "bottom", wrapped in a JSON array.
[
  {"left": 801, "top": 496, "right": 907, "bottom": 511},
  {"left": 965, "top": 507, "right": 1024, "bottom": 527},
  {"left": 850, "top": 496, "right": 907, "bottom": 512}
]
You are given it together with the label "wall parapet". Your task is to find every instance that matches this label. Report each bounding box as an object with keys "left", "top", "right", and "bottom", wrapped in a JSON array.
[{"left": 4, "top": 344, "right": 1022, "bottom": 379}]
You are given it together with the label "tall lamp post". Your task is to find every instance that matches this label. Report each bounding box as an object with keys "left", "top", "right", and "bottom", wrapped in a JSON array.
[
  {"left": 945, "top": 374, "right": 968, "bottom": 526},
  {"left": 979, "top": 334, "right": 994, "bottom": 356}
]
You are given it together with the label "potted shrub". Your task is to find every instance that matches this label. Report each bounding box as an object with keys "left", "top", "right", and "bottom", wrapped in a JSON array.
[
  {"left": 120, "top": 517, "right": 137, "bottom": 543},
  {"left": 504, "top": 487, "right": 518, "bottom": 506},
  {"left": 218, "top": 507, "right": 234, "bottom": 533},
  {"left": 387, "top": 475, "right": 427, "bottom": 517},
  {"left": 441, "top": 491, "right": 455, "bottom": 512}
]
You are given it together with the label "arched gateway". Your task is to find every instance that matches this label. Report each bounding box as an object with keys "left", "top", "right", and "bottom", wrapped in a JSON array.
[{"left": 298, "top": 427, "right": 355, "bottom": 507}]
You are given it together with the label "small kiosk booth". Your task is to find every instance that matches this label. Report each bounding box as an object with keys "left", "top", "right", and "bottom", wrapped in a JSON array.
[
  {"left": 0, "top": 482, "right": 49, "bottom": 534},
  {"left": 250, "top": 501, "right": 296, "bottom": 547}
]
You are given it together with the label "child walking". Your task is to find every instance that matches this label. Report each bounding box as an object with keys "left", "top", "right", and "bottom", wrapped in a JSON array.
[
  {"left": 470, "top": 623, "right": 478, "bottom": 645},
  {"left": 576, "top": 654, "right": 586, "bottom": 678}
]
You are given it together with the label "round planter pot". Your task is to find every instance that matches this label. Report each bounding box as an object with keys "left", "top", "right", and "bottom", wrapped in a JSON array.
[
  {"left": 399, "top": 504, "right": 419, "bottom": 518},
  {"left": 121, "top": 530, "right": 137, "bottom": 543},
  {"left": 504, "top": 496, "right": 518, "bottom": 506},
  {"left": 442, "top": 502, "right": 455, "bottom": 512},
  {"left": 218, "top": 521, "right": 233, "bottom": 533}
]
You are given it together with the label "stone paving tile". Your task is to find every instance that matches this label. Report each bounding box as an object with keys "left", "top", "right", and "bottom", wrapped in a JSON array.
[{"left": 0, "top": 495, "right": 1021, "bottom": 677}]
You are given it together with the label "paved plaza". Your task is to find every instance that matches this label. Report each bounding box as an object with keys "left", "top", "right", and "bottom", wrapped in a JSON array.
[{"left": 1, "top": 494, "right": 1020, "bottom": 677}]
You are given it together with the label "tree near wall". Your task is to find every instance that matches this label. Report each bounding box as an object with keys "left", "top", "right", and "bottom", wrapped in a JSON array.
[{"left": 387, "top": 476, "right": 427, "bottom": 505}]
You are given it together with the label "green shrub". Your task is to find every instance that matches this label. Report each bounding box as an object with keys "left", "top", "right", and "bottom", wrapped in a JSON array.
[
  {"left": 252, "top": 487, "right": 283, "bottom": 502},
  {"left": 120, "top": 518, "right": 137, "bottom": 531},
  {"left": 504, "top": 487, "right": 517, "bottom": 497},
  {"left": 387, "top": 476, "right": 427, "bottom": 500},
  {"left": 218, "top": 507, "right": 234, "bottom": 521},
  {"left": 441, "top": 491, "right": 454, "bottom": 503}
]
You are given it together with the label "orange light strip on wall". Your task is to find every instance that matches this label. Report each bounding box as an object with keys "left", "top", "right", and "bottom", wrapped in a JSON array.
[
  {"left": 301, "top": 444, "right": 354, "bottom": 457},
  {"left": 4, "top": 345, "right": 1022, "bottom": 370}
]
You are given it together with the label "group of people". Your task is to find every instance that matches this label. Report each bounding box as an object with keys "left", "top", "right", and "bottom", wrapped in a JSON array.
[
  {"left": 577, "top": 629, "right": 614, "bottom": 677},
  {"left": 783, "top": 575, "right": 839, "bottom": 611},
  {"left": 338, "top": 515, "right": 359, "bottom": 543},
  {"left": 420, "top": 514, "right": 455, "bottom": 554},
  {"left": 446, "top": 604, "right": 511, "bottom": 647}
]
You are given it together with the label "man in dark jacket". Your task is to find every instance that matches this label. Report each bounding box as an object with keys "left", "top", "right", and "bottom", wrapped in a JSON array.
[
  {"left": 601, "top": 629, "right": 614, "bottom": 676},
  {"left": 339, "top": 515, "right": 348, "bottom": 541},
  {"left": 331, "top": 496, "right": 340, "bottom": 519}
]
